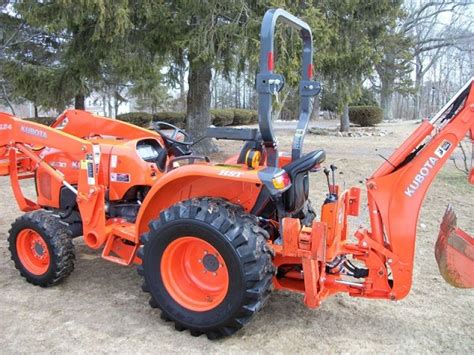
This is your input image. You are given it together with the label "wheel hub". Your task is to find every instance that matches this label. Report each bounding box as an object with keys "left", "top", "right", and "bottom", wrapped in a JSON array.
[
  {"left": 33, "top": 241, "right": 45, "bottom": 258},
  {"left": 16, "top": 228, "right": 50, "bottom": 275},
  {"left": 203, "top": 253, "right": 219, "bottom": 272},
  {"left": 161, "top": 236, "right": 229, "bottom": 312}
]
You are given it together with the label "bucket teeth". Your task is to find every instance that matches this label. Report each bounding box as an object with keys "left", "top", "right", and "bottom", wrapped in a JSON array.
[{"left": 435, "top": 205, "right": 474, "bottom": 288}]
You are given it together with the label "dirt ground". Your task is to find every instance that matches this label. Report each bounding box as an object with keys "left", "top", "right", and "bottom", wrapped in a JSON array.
[{"left": 0, "top": 120, "right": 472, "bottom": 353}]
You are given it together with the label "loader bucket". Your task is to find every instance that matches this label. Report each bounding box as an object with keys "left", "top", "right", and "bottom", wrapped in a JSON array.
[{"left": 435, "top": 205, "right": 474, "bottom": 288}]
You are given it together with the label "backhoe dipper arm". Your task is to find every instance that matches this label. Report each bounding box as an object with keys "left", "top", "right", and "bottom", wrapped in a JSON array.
[{"left": 365, "top": 78, "right": 474, "bottom": 299}]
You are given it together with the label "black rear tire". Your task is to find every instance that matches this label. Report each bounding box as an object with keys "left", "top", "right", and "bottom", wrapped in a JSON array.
[
  {"left": 137, "top": 198, "right": 274, "bottom": 339},
  {"left": 8, "top": 210, "right": 75, "bottom": 287}
]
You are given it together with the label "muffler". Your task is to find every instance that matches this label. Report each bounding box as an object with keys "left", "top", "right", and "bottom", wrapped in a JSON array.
[{"left": 435, "top": 205, "right": 474, "bottom": 288}]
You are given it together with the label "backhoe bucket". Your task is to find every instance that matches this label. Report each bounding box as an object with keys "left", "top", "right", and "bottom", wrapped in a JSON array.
[{"left": 435, "top": 205, "right": 474, "bottom": 288}]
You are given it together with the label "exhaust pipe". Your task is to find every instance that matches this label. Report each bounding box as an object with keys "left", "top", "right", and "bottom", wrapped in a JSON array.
[{"left": 435, "top": 205, "right": 474, "bottom": 288}]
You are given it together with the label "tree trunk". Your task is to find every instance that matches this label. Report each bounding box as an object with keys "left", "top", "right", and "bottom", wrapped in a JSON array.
[
  {"left": 75, "top": 94, "right": 85, "bottom": 110},
  {"left": 310, "top": 96, "right": 320, "bottom": 121},
  {"left": 413, "top": 56, "right": 422, "bottom": 120},
  {"left": 179, "top": 67, "right": 186, "bottom": 111},
  {"left": 213, "top": 74, "right": 218, "bottom": 109},
  {"left": 242, "top": 69, "right": 247, "bottom": 109},
  {"left": 380, "top": 76, "right": 394, "bottom": 120},
  {"left": 114, "top": 92, "right": 120, "bottom": 119},
  {"left": 186, "top": 56, "right": 218, "bottom": 154},
  {"left": 102, "top": 95, "right": 107, "bottom": 116},
  {"left": 1, "top": 84, "right": 15, "bottom": 115},
  {"left": 34, "top": 104, "right": 39, "bottom": 119},
  {"left": 108, "top": 94, "right": 113, "bottom": 118},
  {"left": 273, "top": 88, "right": 292, "bottom": 121},
  {"left": 340, "top": 104, "right": 350, "bottom": 132}
]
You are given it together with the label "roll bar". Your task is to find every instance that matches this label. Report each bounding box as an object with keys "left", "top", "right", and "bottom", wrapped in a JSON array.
[{"left": 257, "top": 8, "right": 321, "bottom": 167}]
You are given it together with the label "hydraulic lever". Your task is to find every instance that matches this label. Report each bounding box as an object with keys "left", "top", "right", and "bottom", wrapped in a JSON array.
[
  {"left": 330, "top": 164, "right": 337, "bottom": 189},
  {"left": 324, "top": 166, "right": 337, "bottom": 203}
]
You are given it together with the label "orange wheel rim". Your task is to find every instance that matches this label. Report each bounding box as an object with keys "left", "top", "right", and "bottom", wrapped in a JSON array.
[
  {"left": 161, "top": 237, "right": 229, "bottom": 312},
  {"left": 16, "top": 228, "right": 50, "bottom": 275}
]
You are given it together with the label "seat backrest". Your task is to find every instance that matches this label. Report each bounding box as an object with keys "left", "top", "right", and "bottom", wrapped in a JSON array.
[{"left": 282, "top": 150, "right": 326, "bottom": 213}]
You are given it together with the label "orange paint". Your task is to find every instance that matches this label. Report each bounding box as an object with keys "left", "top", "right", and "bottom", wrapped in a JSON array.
[
  {"left": 161, "top": 237, "right": 229, "bottom": 311},
  {"left": 16, "top": 229, "right": 50, "bottom": 275},
  {"left": 1, "top": 80, "right": 473, "bottom": 311}
]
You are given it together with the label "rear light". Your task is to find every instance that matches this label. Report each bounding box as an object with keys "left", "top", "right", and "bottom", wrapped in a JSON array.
[{"left": 272, "top": 171, "right": 291, "bottom": 190}]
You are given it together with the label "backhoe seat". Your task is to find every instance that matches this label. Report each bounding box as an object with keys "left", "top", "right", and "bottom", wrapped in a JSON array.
[{"left": 282, "top": 149, "right": 326, "bottom": 213}]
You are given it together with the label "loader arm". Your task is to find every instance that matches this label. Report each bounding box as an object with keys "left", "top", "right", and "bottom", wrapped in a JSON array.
[
  {"left": 0, "top": 113, "right": 106, "bottom": 247},
  {"left": 51, "top": 109, "right": 164, "bottom": 142}
]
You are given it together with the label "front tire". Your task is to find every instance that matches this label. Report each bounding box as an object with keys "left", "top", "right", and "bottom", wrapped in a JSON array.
[
  {"left": 8, "top": 210, "right": 75, "bottom": 287},
  {"left": 137, "top": 198, "right": 274, "bottom": 339}
]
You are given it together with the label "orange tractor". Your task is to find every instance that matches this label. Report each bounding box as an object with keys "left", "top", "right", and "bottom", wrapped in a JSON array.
[{"left": 0, "top": 9, "right": 473, "bottom": 339}]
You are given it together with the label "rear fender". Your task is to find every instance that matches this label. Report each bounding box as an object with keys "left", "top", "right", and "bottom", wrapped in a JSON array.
[{"left": 136, "top": 164, "right": 263, "bottom": 238}]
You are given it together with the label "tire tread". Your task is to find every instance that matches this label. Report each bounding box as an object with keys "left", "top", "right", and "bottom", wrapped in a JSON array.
[{"left": 137, "top": 197, "right": 274, "bottom": 339}]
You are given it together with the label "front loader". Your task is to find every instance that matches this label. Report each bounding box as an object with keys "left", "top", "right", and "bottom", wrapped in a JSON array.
[{"left": 0, "top": 8, "right": 473, "bottom": 339}]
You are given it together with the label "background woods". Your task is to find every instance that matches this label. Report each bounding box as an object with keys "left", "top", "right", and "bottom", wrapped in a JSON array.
[{"left": 0, "top": 0, "right": 473, "bottom": 153}]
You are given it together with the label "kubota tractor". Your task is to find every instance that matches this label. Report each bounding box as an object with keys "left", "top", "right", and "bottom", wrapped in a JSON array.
[{"left": 0, "top": 9, "right": 473, "bottom": 340}]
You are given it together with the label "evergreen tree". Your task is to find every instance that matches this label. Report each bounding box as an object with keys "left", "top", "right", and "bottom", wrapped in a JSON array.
[
  {"left": 374, "top": 29, "right": 413, "bottom": 120},
  {"left": 11, "top": 0, "right": 151, "bottom": 110},
  {"left": 0, "top": 6, "right": 67, "bottom": 115},
  {"left": 140, "top": 1, "right": 266, "bottom": 153},
  {"left": 314, "top": 0, "right": 404, "bottom": 131}
]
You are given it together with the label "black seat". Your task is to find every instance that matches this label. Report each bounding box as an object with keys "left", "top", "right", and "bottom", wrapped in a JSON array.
[{"left": 282, "top": 150, "right": 326, "bottom": 213}]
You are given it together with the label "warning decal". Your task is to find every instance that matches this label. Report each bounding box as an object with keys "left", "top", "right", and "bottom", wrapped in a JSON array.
[{"left": 111, "top": 173, "right": 131, "bottom": 183}]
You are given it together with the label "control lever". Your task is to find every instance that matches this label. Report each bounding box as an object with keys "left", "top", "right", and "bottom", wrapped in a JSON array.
[
  {"left": 324, "top": 166, "right": 338, "bottom": 204},
  {"left": 330, "top": 164, "right": 337, "bottom": 190},
  {"left": 324, "top": 168, "right": 331, "bottom": 194}
]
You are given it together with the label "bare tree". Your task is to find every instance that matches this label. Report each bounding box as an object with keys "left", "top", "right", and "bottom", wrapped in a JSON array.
[
  {"left": 376, "top": 0, "right": 473, "bottom": 120},
  {"left": 451, "top": 140, "right": 471, "bottom": 175},
  {"left": 405, "top": 0, "right": 473, "bottom": 119}
]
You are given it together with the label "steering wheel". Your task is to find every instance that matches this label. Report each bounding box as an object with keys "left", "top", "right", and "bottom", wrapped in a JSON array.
[
  {"left": 152, "top": 121, "right": 193, "bottom": 145},
  {"left": 152, "top": 121, "right": 193, "bottom": 156}
]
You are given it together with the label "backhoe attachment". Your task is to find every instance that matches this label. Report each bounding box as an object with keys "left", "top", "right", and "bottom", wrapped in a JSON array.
[{"left": 435, "top": 205, "right": 474, "bottom": 288}]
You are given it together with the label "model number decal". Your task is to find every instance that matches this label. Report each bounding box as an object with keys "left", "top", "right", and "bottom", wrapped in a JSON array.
[
  {"left": 111, "top": 173, "right": 131, "bottom": 183},
  {"left": 404, "top": 140, "right": 452, "bottom": 198},
  {"left": 50, "top": 161, "right": 67, "bottom": 169},
  {"left": 0, "top": 124, "right": 12, "bottom": 130},
  {"left": 218, "top": 170, "right": 244, "bottom": 178},
  {"left": 434, "top": 140, "right": 451, "bottom": 158}
]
